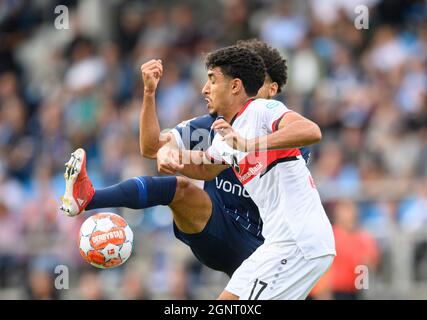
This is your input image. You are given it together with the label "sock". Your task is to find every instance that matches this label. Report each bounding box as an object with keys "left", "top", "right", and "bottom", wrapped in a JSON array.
[{"left": 85, "top": 176, "right": 177, "bottom": 210}]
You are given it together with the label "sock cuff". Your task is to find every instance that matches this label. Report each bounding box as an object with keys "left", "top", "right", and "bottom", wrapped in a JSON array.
[
  {"left": 132, "top": 176, "right": 148, "bottom": 206},
  {"left": 133, "top": 176, "right": 177, "bottom": 207}
]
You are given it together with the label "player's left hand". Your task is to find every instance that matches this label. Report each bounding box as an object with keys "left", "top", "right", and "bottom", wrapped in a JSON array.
[
  {"left": 212, "top": 119, "right": 253, "bottom": 152},
  {"left": 157, "top": 144, "right": 184, "bottom": 175}
]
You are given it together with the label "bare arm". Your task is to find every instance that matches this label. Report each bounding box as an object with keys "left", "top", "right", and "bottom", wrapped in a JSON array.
[
  {"left": 254, "top": 112, "right": 322, "bottom": 150},
  {"left": 212, "top": 112, "right": 322, "bottom": 152},
  {"left": 157, "top": 140, "right": 228, "bottom": 180},
  {"left": 180, "top": 150, "right": 229, "bottom": 180},
  {"left": 139, "top": 59, "right": 163, "bottom": 159}
]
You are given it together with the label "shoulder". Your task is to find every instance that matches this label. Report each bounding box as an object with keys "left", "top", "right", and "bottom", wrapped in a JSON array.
[
  {"left": 251, "top": 98, "right": 286, "bottom": 110},
  {"left": 176, "top": 114, "right": 215, "bottom": 130},
  {"left": 247, "top": 99, "right": 289, "bottom": 118}
]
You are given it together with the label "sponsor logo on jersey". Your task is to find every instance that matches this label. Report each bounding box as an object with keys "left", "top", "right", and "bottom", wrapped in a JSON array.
[
  {"left": 238, "top": 162, "right": 264, "bottom": 184},
  {"left": 215, "top": 177, "right": 251, "bottom": 198},
  {"left": 266, "top": 101, "right": 281, "bottom": 109}
]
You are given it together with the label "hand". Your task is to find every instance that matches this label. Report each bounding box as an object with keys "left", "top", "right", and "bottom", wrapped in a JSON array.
[
  {"left": 211, "top": 119, "right": 253, "bottom": 152},
  {"left": 158, "top": 132, "right": 173, "bottom": 149},
  {"left": 157, "top": 144, "right": 184, "bottom": 175},
  {"left": 141, "top": 59, "right": 163, "bottom": 94}
]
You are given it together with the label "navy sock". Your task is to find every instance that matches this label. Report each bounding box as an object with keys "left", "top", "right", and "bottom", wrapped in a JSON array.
[{"left": 86, "top": 176, "right": 177, "bottom": 210}]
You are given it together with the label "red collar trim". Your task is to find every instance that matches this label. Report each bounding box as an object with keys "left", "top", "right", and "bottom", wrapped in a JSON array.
[{"left": 230, "top": 98, "right": 255, "bottom": 125}]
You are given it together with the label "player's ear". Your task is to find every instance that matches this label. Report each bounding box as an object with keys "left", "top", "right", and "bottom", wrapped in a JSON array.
[
  {"left": 269, "top": 82, "right": 279, "bottom": 97},
  {"left": 231, "top": 78, "right": 243, "bottom": 95}
]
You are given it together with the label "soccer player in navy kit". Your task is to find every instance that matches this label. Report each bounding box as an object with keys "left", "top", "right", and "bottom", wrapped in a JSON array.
[{"left": 60, "top": 40, "right": 310, "bottom": 277}]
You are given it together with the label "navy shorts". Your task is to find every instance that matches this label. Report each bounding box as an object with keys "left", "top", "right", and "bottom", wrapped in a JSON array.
[{"left": 173, "top": 200, "right": 264, "bottom": 278}]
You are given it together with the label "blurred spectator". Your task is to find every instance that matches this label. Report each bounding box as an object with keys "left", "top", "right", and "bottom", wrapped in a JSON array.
[
  {"left": 0, "top": 197, "right": 23, "bottom": 287},
  {"left": 78, "top": 269, "right": 106, "bottom": 300},
  {"left": 24, "top": 256, "right": 61, "bottom": 300},
  {"left": 220, "top": 0, "right": 253, "bottom": 45},
  {"left": 120, "top": 267, "right": 151, "bottom": 300},
  {"left": 259, "top": 2, "right": 308, "bottom": 50},
  {"left": 400, "top": 178, "right": 427, "bottom": 232},
  {"left": 167, "top": 263, "right": 194, "bottom": 300},
  {"left": 156, "top": 61, "right": 198, "bottom": 129},
  {"left": 26, "top": 270, "right": 58, "bottom": 300},
  {"left": 329, "top": 200, "right": 380, "bottom": 299}
]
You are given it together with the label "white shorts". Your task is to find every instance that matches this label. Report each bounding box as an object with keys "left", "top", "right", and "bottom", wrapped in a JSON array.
[{"left": 225, "top": 243, "right": 334, "bottom": 300}]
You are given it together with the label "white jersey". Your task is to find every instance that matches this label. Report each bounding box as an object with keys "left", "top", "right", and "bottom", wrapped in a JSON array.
[{"left": 207, "top": 98, "right": 336, "bottom": 259}]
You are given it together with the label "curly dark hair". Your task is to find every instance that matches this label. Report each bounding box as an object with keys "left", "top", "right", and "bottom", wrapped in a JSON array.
[
  {"left": 236, "top": 39, "right": 287, "bottom": 93},
  {"left": 205, "top": 45, "right": 266, "bottom": 97}
]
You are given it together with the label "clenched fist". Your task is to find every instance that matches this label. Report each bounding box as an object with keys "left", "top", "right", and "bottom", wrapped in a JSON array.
[{"left": 141, "top": 59, "right": 163, "bottom": 94}]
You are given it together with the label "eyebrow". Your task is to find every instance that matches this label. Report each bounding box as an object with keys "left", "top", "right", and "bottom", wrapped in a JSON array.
[{"left": 208, "top": 68, "right": 224, "bottom": 79}]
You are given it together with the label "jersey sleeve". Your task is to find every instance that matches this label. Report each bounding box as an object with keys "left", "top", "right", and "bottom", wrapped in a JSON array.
[
  {"left": 170, "top": 127, "right": 186, "bottom": 150},
  {"left": 205, "top": 134, "right": 232, "bottom": 165},
  {"left": 260, "top": 100, "right": 293, "bottom": 133},
  {"left": 170, "top": 115, "right": 214, "bottom": 151}
]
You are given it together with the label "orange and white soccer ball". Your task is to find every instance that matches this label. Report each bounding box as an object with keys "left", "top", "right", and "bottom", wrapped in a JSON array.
[{"left": 78, "top": 212, "right": 134, "bottom": 268}]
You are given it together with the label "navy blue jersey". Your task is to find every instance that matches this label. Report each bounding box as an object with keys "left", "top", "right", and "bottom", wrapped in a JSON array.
[
  {"left": 171, "top": 114, "right": 311, "bottom": 238},
  {"left": 171, "top": 115, "right": 263, "bottom": 236}
]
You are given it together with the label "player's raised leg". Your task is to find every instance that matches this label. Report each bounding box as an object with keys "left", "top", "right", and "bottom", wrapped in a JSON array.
[
  {"left": 168, "top": 176, "right": 212, "bottom": 233},
  {"left": 60, "top": 148, "right": 213, "bottom": 234},
  {"left": 60, "top": 148, "right": 95, "bottom": 216}
]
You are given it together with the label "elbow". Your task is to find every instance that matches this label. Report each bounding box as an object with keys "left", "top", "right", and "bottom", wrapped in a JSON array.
[
  {"left": 140, "top": 146, "right": 157, "bottom": 159},
  {"left": 142, "top": 152, "right": 157, "bottom": 160},
  {"left": 313, "top": 125, "right": 322, "bottom": 144},
  {"left": 305, "top": 124, "right": 322, "bottom": 146}
]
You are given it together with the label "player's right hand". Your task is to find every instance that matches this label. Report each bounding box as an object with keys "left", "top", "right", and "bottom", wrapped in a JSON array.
[
  {"left": 141, "top": 59, "right": 163, "bottom": 94},
  {"left": 157, "top": 145, "right": 184, "bottom": 175}
]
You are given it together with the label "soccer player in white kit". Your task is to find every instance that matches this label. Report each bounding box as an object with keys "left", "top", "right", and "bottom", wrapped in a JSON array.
[
  {"left": 209, "top": 98, "right": 336, "bottom": 300},
  {"left": 171, "top": 45, "right": 336, "bottom": 300}
]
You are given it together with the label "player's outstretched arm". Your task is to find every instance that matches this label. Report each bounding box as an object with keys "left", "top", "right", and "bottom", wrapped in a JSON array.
[
  {"left": 181, "top": 149, "right": 229, "bottom": 181},
  {"left": 260, "top": 111, "right": 322, "bottom": 150},
  {"left": 139, "top": 59, "right": 163, "bottom": 159},
  {"left": 212, "top": 112, "right": 321, "bottom": 152},
  {"left": 157, "top": 143, "right": 228, "bottom": 180}
]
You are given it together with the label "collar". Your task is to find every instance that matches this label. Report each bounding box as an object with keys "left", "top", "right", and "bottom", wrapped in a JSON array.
[{"left": 230, "top": 98, "right": 255, "bottom": 125}]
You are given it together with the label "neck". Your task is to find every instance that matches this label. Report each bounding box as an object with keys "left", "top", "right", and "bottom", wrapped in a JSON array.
[{"left": 222, "top": 96, "right": 254, "bottom": 122}]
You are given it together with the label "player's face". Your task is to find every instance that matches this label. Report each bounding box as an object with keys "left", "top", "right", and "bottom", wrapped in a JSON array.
[
  {"left": 202, "top": 67, "right": 233, "bottom": 116},
  {"left": 257, "top": 76, "right": 278, "bottom": 99}
]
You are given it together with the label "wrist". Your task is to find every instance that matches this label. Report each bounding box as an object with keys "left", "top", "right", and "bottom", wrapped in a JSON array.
[
  {"left": 144, "top": 88, "right": 156, "bottom": 96},
  {"left": 249, "top": 136, "right": 267, "bottom": 152},
  {"left": 246, "top": 138, "right": 256, "bottom": 152}
]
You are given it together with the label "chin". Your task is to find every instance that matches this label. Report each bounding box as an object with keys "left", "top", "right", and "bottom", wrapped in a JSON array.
[
  {"left": 208, "top": 110, "right": 218, "bottom": 117},
  {"left": 207, "top": 106, "right": 217, "bottom": 116}
]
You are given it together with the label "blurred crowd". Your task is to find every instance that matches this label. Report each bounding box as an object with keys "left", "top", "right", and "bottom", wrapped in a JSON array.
[{"left": 0, "top": 0, "right": 427, "bottom": 299}]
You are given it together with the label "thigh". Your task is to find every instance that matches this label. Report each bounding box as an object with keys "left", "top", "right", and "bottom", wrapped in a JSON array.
[
  {"left": 169, "top": 177, "right": 212, "bottom": 234},
  {"left": 174, "top": 199, "right": 263, "bottom": 277}
]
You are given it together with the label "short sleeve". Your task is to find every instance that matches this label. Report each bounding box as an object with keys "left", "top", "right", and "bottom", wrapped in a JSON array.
[
  {"left": 260, "top": 100, "right": 293, "bottom": 133},
  {"left": 170, "top": 115, "right": 214, "bottom": 151}
]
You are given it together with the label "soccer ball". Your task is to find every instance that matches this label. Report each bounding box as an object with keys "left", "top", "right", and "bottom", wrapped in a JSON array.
[{"left": 78, "top": 212, "right": 134, "bottom": 268}]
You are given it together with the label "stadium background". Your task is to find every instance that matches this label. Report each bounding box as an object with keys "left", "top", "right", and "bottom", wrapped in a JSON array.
[{"left": 0, "top": 0, "right": 426, "bottom": 299}]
